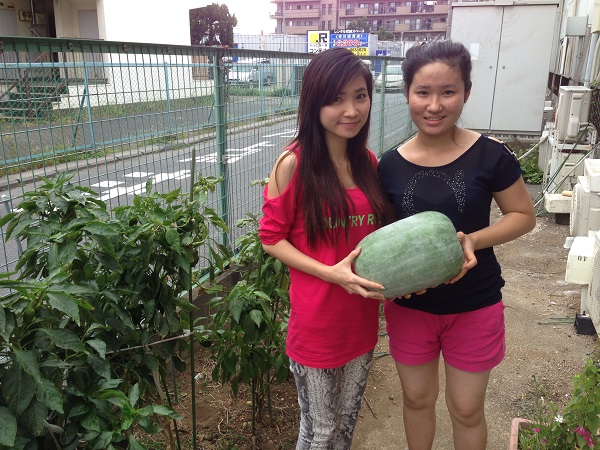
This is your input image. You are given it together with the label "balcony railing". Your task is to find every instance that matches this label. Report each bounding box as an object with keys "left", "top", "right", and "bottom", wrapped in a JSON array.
[
  {"left": 409, "top": 4, "right": 450, "bottom": 14},
  {"left": 272, "top": 9, "right": 320, "bottom": 19},
  {"left": 342, "top": 5, "right": 402, "bottom": 16}
]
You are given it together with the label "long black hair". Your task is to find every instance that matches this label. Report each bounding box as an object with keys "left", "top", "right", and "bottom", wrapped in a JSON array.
[
  {"left": 288, "top": 47, "right": 388, "bottom": 247},
  {"left": 402, "top": 40, "right": 473, "bottom": 94}
]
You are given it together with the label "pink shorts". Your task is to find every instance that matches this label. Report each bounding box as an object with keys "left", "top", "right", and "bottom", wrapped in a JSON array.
[{"left": 384, "top": 301, "right": 506, "bottom": 373}]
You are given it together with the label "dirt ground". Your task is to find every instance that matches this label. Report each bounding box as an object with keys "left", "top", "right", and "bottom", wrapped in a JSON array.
[{"left": 165, "top": 184, "right": 599, "bottom": 450}]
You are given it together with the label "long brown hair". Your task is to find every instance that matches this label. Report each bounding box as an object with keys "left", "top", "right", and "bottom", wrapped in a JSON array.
[{"left": 286, "top": 47, "right": 388, "bottom": 247}]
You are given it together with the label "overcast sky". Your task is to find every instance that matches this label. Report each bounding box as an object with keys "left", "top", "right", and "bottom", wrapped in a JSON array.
[{"left": 203, "top": 0, "right": 277, "bottom": 35}]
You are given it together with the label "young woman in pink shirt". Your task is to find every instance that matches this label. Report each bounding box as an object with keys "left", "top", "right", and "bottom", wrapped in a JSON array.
[{"left": 259, "top": 47, "right": 390, "bottom": 449}]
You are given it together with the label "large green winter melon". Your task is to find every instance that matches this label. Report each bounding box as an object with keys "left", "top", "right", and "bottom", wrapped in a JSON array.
[{"left": 353, "top": 211, "right": 464, "bottom": 298}]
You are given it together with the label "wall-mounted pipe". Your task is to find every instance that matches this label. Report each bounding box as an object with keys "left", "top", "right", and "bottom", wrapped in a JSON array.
[{"left": 589, "top": 33, "right": 600, "bottom": 86}]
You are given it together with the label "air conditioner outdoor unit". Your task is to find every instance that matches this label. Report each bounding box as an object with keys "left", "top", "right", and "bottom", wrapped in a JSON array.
[
  {"left": 569, "top": 176, "right": 600, "bottom": 237},
  {"left": 565, "top": 235, "right": 596, "bottom": 316},
  {"left": 584, "top": 158, "right": 600, "bottom": 191},
  {"left": 566, "top": 235, "right": 595, "bottom": 284},
  {"left": 554, "top": 86, "right": 592, "bottom": 143},
  {"left": 585, "top": 231, "right": 600, "bottom": 336}
]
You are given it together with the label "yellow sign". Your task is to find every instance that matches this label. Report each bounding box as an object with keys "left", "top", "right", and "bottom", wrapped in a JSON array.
[
  {"left": 307, "top": 31, "right": 330, "bottom": 54},
  {"left": 349, "top": 47, "right": 368, "bottom": 56}
]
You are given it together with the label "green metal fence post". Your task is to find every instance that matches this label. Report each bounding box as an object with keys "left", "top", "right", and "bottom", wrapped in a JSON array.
[
  {"left": 83, "top": 65, "right": 97, "bottom": 152},
  {"left": 377, "top": 61, "right": 388, "bottom": 156},
  {"left": 259, "top": 64, "right": 266, "bottom": 116},
  {"left": 71, "top": 86, "right": 87, "bottom": 146},
  {"left": 164, "top": 62, "right": 173, "bottom": 135},
  {"left": 213, "top": 52, "right": 229, "bottom": 248}
]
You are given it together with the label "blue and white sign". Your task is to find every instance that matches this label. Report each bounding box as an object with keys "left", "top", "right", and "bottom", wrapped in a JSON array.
[{"left": 330, "top": 32, "right": 369, "bottom": 49}]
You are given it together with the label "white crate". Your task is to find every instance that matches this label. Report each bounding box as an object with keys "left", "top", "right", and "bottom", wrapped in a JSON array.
[{"left": 544, "top": 192, "right": 572, "bottom": 213}]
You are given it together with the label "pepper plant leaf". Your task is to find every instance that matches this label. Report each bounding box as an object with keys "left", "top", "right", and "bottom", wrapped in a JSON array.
[
  {"left": 47, "top": 291, "right": 80, "bottom": 325},
  {"left": 1, "top": 367, "right": 35, "bottom": 417},
  {"left": 36, "top": 377, "right": 64, "bottom": 414},
  {"left": 0, "top": 406, "right": 17, "bottom": 447},
  {"left": 38, "top": 329, "right": 86, "bottom": 353}
]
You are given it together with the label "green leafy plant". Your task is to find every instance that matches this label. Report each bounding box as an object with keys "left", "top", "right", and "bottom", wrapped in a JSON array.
[
  {"left": 518, "top": 359, "right": 600, "bottom": 449},
  {"left": 0, "top": 173, "right": 230, "bottom": 449},
  {"left": 518, "top": 145, "right": 544, "bottom": 185},
  {"left": 208, "top": 207, "right": 290, "bottom": 436}
]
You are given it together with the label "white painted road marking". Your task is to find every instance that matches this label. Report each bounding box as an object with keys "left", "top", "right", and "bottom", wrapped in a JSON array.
[{"left": 98, "top": 134, "right": 291, "bottom": 200}]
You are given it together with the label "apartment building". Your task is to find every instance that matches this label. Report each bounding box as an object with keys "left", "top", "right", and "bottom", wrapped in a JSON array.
[{"left": 270, "top": 0, "right": 449, "bottom": 41}]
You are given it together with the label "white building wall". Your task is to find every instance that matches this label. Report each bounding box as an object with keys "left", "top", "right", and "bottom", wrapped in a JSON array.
[
  {"left": 0, "top": 0, "right": 45, "bottom": 37},
  {"left": 234, "top": 34, "right": 307, "bottom": 52},
  {"left": 100, "top": 0, "right": 198, "bottom": 45},
  {"left": 54, "top": 0, "right": 97, "bottom": 39}
]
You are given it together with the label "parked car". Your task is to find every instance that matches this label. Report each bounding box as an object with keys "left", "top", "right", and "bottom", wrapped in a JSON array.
[
  {"left": 374, "top": 65, "right": 404, "bottom": 93},
  {"left": 362, "top": 59, "right": 374, "bottom": 75},
  {"left": 227, "top": 59, "right": 277, "bottom": 86}
]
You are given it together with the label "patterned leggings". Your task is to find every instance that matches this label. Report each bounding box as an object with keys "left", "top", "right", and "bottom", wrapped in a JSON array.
[{"left": 290, "top": 350, "right": 374, "bottom": 450}]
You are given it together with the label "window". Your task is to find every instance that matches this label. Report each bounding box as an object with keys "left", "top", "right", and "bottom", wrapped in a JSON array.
[
  {"left": 328, "top": 3, "right": 333, "bottom": 14},
  {"left": 305, "top": 21, "right": 313, "bottom": 26},
  {"left": 296, "top": 21, "right": 301, "bottom": 26},
  {"left": 322, "top": 4, "right": 326, "bottom": 14},
  {"left": 306, "top": 5, "right": 312, "bottom": 9},
  {"left": 321, "top": 20, "right": 326, "bottom": 29},
  {"left": 328, "top": 20, "right": 332, "bottom": 29},
  {"left": 386, "top": 20, "right": 395, "bottom": 30}
]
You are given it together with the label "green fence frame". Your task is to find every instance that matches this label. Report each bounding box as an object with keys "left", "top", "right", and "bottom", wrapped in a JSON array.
[{"left": 0, "top": 36, "right": 415, "bottom": 274}]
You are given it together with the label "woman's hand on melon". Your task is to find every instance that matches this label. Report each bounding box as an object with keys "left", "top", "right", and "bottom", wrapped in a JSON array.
[
  {"left": 447, "top": 231, "right": 477, "bottom": 284},
  {"left": 398, "top": 289, "right": 427, "bottom": 300},
  {"left": 328, "top": 247, "right": 386, "bottom": 300}
]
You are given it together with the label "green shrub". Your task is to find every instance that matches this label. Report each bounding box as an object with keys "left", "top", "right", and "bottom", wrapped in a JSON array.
[
  {"left": 208, "top": 207, "right": 290, "bottom": 435},
  {"left": 0, "top": 173, "right": 229, "bottom": 449},
  {"left": 518, "top": 146, "right": 544, "bottom": 185}
]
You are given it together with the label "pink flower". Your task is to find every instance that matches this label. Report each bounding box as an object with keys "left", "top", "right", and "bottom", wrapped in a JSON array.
[
  {"left": 533, "top": 428, "right": 540, "bottom": 433},
  {"left": 572, "top": 426, "right": 595, "bottom": 447},
  {"left": 541, "top": 437, "right": 547, "bottom": 444}
]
